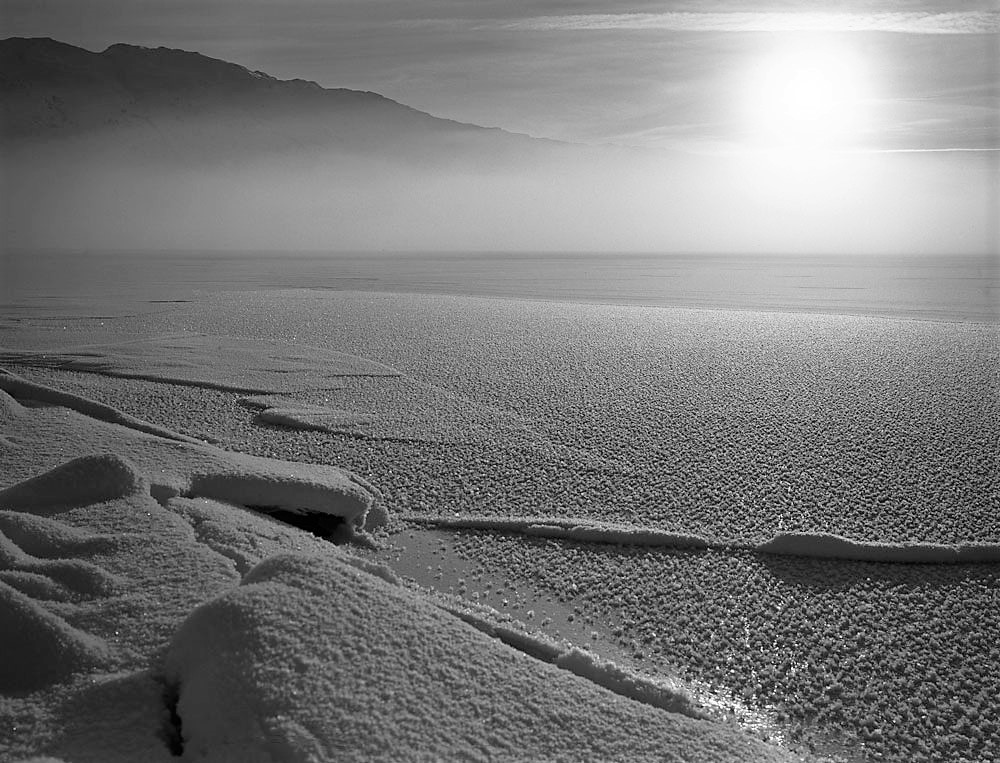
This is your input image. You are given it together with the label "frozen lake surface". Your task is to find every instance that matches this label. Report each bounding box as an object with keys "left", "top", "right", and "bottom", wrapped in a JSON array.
[
  {"left": 2, "top": 249, "right": 998, "bottom": 762},
  {"left": 3, "top": 250, "right": 997, "bottom": 322}
]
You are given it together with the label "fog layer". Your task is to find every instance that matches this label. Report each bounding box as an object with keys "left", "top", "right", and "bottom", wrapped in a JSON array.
[{"left": 2, "top": 38, "right": 995, "bottom": 254}]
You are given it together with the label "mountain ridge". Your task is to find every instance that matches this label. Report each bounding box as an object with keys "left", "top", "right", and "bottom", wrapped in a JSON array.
[
  {"left": 0, "top": 36, "right": 674, "bottom": 252},
  {"left": 0, "top": 36, "right": 544, "bottom": 154}
]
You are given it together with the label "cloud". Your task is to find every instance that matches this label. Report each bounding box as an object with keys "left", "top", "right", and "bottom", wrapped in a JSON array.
[
  {"left": 473, "top": 11, "right": 1000, "bottom": 35},
  {"left": 2, "top": 1, "right": 994, "bottom": 153},
  {"left": 871, "top": 147, "right": 1000, "bottom": 153}
]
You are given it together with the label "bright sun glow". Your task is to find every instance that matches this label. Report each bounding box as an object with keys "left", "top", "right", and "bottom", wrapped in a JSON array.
[{"left": 742, "top": 42, "right": 871, "bottom": 151}]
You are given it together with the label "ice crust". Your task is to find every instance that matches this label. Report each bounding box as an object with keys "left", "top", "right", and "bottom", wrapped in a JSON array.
[
  {"left": 0, "top": 370, "right": 200, "bottom": 443},
  {"left": 416, "top": 516, "right": 1000, "bottom": 564},
  {"left": 413, "top": 516, "right": 710, "bottom": 547},
  {"left": 237, "top": 381, "right": 566, "bottom": 446},
  {"left": 0, "top": 333, "right": 401, "bottom": 393},
  {"left": 0, "top": 370, "right": 386, "bottom": 534},
  {"left": 757, "top": 531, "right": 1000, "bottom": 563}
]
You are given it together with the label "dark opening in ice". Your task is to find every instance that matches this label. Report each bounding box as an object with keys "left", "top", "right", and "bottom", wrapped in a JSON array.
[{"left": 251, "top": 506, "right": 351, "bottom": 544}]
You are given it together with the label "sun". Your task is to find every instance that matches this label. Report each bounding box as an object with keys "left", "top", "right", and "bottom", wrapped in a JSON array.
[{"left": 742, "top": 42, "right": 871, "bottom": 150}]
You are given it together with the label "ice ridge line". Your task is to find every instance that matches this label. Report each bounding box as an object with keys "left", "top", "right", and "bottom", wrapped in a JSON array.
[{"left": 405, "top": 515, "right": 1000, "bottom": 564}]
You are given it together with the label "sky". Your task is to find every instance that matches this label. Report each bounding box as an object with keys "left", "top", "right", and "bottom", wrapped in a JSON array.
[
  {"left": 2, "top": 0, "right": 998, "bottom": 253},
  {"left": 3, "top": 0, "right": 997, "bottom": 151}
]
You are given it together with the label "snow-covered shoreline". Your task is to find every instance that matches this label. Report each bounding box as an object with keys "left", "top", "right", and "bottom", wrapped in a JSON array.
[{"left": 0, "top": 372, "right": 794, "bottom": 762}]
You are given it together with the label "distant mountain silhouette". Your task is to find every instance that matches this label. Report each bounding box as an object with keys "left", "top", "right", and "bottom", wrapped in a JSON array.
[
  {"left": 0, "top": 37, "right": 674, "bottom": 252},
  {"left": 0, "top": 36, "right": 563, "bottom": 167}
]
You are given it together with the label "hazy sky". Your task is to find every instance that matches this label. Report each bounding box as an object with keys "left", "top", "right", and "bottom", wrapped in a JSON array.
[
  {"left": 3, "top": 0, "right": 997, "bottom": 150},
  {"left": 2, "top": 1, "right": 998, "bottom": 253}
]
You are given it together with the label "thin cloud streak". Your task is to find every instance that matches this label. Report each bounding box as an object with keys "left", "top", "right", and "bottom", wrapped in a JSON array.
[
  {"left": 473, "top": 11, "right": 1000, "bottom": 35},
  {"left": 862, "top": 147, "right": 1000, "bottom": 153}
]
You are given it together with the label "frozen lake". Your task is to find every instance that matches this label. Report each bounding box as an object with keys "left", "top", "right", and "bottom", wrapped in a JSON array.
[
  {"left": 2, "top": 248, "right": 998, "bottom": 762},
  {"left": 2, "top": 250, "right": 997, "bottom": 322}
]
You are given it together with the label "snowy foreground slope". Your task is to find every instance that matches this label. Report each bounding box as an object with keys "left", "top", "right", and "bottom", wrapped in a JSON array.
[
  {"left": 0, "top": 377, "right": 794, "bottom": 761},
  {"left": 3, "top": 274, "right": 996, "bottom": 762}
]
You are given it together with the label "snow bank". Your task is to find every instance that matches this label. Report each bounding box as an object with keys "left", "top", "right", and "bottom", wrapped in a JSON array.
[
  {"left": 0, "top": 453, "right": 243, "bottom": 755},
  {"left": 555, "top": 647, "right": 704, "bottom": 718},
  {"left": 0, "top": 582, "right": 117, "bottom": 692},
  {"left": 240, "top": 395, "right": 375, "bottom": 434},
  {"left": 0, "top": 370, "right": 387, "bottom": 535},
  {"left": 0, "top": 388, "right": 23, "bottom": 424},
  {"left": 757, "top": 532, "right": 1000, "bottom": 564},
  {"left": 0, "top": 532, "right": 121, "bottom": 599},
  {"left": 0, "top": 454, "right": 147, "bottom": 513},
  {"left": 187, "top": 465, "right": 386, "bottom": 535},
  {"left": 164, "top": 496, "right": 329, "bottom": 576},
  {"left": 0, "top": 510, "right": 117, "bottom": 558},
  {"left": 435, "top": 597, "right": 705, "bottom": 719},
  {"left": 256, "top": 407, "right": 372, "bottom": 433},
  {"left": 0, "top": 369, "right": 200, "bottom": 443},
  {"left": 165, "top": 552, "right": 789, "bottom": 762},
  {"left": 0, "top": 333, "right": 400, "bottom": 393}
]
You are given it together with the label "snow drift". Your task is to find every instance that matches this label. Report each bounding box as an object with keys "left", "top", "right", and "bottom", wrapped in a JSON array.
[
  {"left": 416, "top": 515, "right": 1000, "bottom": 564},
  {"left": 0, "top": 334, "right": 400, "bottom": 395},
  {"left": 164, "top": 552, "right": 788, "bottom": 762},
  {"left": 240, "top": 394, "right": 375, "bottom": 434},
  {"left": 0, "top": 370, "right": 386, "bottom": 536}
]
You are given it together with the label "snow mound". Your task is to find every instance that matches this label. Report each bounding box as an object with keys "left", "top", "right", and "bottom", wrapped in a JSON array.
[
  {"left": 338, "top": 553, "right": 401, "bottom": 587},
  {"left": 257, "top": 407, "right": 374, "bottom": 433},
  {"left": 0, "top": 506, "right": 123, "bottom": 600},
  {"left": 165, "top": 496, "right": 329, "bottom": 575},
  {"left": 757, "top": 532, "right": 1000, "bottom": 563},
  {"left": 0, "top": 388, "right": 24, "bottom": 424},
  {"left": 185, "top": 462, "right": 386, "bottom": 534},
  {"left": 0, "top": 582, "right": 116, "bottom": 692},
  {"left": 0, "top": 511, "right": 116, "bottom": 558},
  {"left": 0, "top": 531, "right": 121, "bottom": 599},
  {"left": 0, "top": 333, "right": 401, "bottom": 394},
  {"left": 1, "top": 370, "right": 387, "bottom": 535},
  {"left": 166, "top": 552, "right": 790, "bottom": 762},
  {"left": 241, "top": 395, "right": 375, "bottom": 434},
  {"left": 0, "top": 454, "right": 147, "bottom": 514}
]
